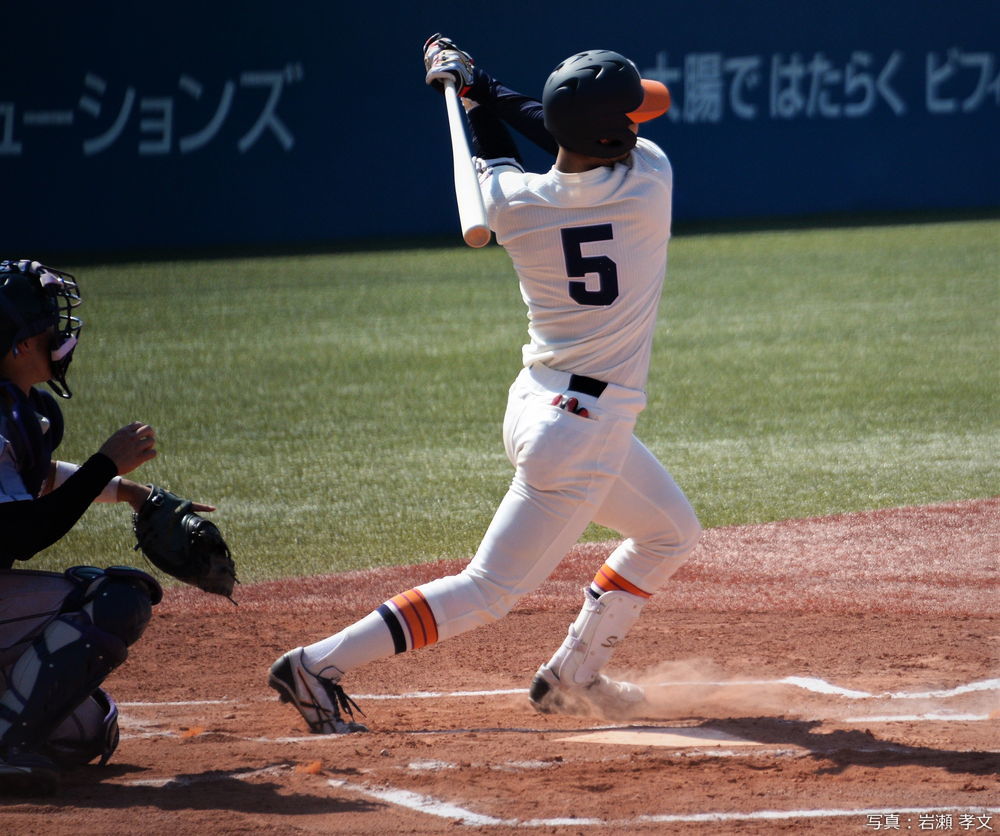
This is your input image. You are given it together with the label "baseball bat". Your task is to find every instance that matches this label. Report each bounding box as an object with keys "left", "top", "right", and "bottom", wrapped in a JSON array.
[{"left": 441, "top": 79, "right": 491, "bottom": 249}]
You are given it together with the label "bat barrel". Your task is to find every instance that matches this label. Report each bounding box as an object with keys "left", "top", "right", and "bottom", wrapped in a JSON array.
[{"left": 443, "top": 82, "right": 491, "bottom": 249}]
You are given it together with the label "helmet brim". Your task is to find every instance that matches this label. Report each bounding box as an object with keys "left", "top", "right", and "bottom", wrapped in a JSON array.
[{"left": 626, "top": 79, "right": 671, "bottom": 123}]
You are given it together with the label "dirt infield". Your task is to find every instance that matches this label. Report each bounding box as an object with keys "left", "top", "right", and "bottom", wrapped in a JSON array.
[{"left": 4, "top": 498, "right": 998, "bottom": 834}]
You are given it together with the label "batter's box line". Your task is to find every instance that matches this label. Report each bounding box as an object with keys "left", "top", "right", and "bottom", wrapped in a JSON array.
[
  {"left": 115, "top": 691, "right": 527, "bottom": 710},
  {"left": 324, "top": 780, "right": 1000, "bottom": 829},
  {"left": 652, "top": 676, "right": 1000, "bottom": 700},
  {"left": 116, "top": 677, "right": 1000, "bottom": 709}
]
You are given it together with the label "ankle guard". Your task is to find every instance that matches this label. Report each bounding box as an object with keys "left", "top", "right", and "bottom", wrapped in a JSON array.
[{"left": 549, "top": 589, "right": 646, "bottom": 686}]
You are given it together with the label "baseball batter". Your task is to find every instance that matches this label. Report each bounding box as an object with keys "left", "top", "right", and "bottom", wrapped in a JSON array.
[{"left": 269, "top": 37, "right": 701, "bottom": 732}]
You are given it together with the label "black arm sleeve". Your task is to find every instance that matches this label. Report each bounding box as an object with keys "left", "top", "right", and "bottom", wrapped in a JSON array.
[
  {"left": 0, "top": 453, "right": 118, "bottom": 568},
  {"left": 465, "top": 69, "right": 560, "bottom": 157},
  {"left": 466, "top": 105, "right": 523, "bottom": 163}
]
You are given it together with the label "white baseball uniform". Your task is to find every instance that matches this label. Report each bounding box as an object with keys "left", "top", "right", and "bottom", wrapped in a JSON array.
[{"left": 303, "top": 138, "right": 700, "bottom": 676}]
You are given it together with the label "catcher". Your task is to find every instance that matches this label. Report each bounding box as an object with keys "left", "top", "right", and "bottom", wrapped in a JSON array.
[{"left": 0, "top": 260, "right": 235, "bottom": 796}]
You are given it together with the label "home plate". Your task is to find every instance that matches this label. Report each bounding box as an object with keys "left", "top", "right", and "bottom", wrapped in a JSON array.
[{"left": 559, "top": 726, "right": 760, "bottom": 747}]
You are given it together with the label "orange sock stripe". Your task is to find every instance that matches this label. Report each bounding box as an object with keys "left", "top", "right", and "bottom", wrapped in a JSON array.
[
  {"left": 389, "top": 592, "right": 424, "bottom": 649},
  {"left": 390, "top": 588, "right": 438, "bottom": 649},
  {"left": 388, "top": 593, "right": 419, "bottom": 648},
  {"left": 593, "top": 564, "right": 652, "bottom": 599},
  {"left": 404, "top": 588, "right": 439, "bottom": 648}
]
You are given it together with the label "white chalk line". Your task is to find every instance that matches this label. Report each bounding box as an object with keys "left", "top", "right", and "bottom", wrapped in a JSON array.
[
  {"left": 119, "top": 761, "right": 1000, "bottom": 828},
  {"left": 352, "top": 676, "right": 1000, "bottom": 702},
  {"left": 115, "top": 674, "right": 997, "bottom": 742},
  {"left": 325, "top": 779, "right": 1000, "bottom": 829},
  {"left": 117, "top": 676, "right": 1000, "bottom": 707},
  {"left": 648, "top": 676, "right": 1000, "bottom": 701},
  {"left": 110, "top": 679, "right": 999, "bottom": 829},
  {"left": 844, "top": 713, "right": 992, "bottom": 723},
  {"left": 352, "top": 688, "right": 526, "bottom": 700},
  {"left": 120, "top": 699, "right": 232, "bottom": 707}
]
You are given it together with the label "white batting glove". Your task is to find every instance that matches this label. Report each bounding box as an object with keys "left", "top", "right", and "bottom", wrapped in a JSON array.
[{"left": 423, "top": 33, "right": 474, "bottom": 95}]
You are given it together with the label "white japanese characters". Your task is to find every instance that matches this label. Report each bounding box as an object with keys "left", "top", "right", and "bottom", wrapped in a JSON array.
[
  {"left": 1, "top": 63, "right": 304, "bottom": 156},
  {"left": 642, "top": 48, "right": 998, "bottom": 123}
]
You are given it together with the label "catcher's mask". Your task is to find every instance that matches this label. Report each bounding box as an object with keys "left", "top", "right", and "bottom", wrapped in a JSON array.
[
  {"left": 0, "top": 259, "right": 82, "bottom": 398},
  {"left": 542, "top": 50, "right": 671, "bottom": 159}
]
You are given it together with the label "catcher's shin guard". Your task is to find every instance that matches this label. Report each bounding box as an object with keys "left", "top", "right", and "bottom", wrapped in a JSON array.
[
  {"left": 42, "top": 688, "right": 120, "bottom": 767},
  {"left": 530, "top": 589, "right": 646, "bottom": 717},
  {"left": 268, "top": 648, "right": 367, "bottom": 735},
  {"left": 0, "top": 614, "right": 127, "bottom": 752}
]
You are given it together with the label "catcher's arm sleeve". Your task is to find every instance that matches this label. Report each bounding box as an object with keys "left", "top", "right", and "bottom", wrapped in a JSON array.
[
  {"left": 0, "top": 452, "right": 118, "bottom": 566},
  {"left": 49, "top": 460, "right": 122, "bottom": 502}
]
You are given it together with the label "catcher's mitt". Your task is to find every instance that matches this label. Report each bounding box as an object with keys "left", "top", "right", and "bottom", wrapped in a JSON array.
[{"left": 133, "top": 485, "right": 237, "bottom": 602}]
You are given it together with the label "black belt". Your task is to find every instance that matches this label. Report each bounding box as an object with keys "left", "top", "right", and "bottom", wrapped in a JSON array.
[{"left": 568, "top": 374, "right": 608, "bottom": 398}]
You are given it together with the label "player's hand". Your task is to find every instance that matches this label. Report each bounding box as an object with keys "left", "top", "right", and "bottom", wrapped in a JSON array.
[
  {"left": 423, "top": 33, "right": 474, "bottom": 95},
  {"left": 98, "top": 422, "right": 158, "bottom": 475}
]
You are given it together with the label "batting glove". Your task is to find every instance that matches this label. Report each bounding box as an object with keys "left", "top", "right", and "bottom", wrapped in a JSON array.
[{"left": 423, "top": 33, "right": 474, "bottom": 95}]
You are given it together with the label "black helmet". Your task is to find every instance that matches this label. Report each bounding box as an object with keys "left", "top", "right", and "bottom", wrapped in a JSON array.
[
  {"left": 542, "top": 50, "right": 671, "bottom": 159},
  {"left": 0, "top": 260, "right": 82, "bottom": 398}
]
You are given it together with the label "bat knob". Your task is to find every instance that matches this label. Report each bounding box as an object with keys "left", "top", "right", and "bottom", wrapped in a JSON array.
[{"left": 464, "top": 225, "right": 491, "bottom": 248}]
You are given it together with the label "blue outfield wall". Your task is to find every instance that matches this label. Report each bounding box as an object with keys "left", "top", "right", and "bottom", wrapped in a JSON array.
[{"left": 1, "top": 2, "right": 997, "bottom": 254}]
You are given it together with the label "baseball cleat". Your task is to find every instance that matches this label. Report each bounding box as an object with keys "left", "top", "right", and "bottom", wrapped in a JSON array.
[
  {"left": 268, "top": 648, "right": 367, "bottom": 735},
  {"left": 0, "top": 748, "right": 60, "bottom": 796},
  {"left": 529, "top": 664, "right": 646, "bottom": 719}
]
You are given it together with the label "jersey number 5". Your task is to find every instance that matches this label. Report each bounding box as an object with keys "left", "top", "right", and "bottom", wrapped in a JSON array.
[{"left": 560, "top": 224, "right": 619, "bottom": 306}]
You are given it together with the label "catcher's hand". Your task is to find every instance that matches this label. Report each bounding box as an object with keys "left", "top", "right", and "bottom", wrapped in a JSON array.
[{"left": 133, "top": 485, "right": 237, "bottom": 603}]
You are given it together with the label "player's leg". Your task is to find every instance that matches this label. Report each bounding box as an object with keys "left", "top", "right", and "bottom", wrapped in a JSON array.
[
  {"left": 0, "top": 566, "right": 160, "bottom": 795},
  {"left": 530, "top": 436, "right": 700, "bottom": 716},
  {"left": 0, "top": 570, "right": 74, "bottom": 795},
  {"left": 590, "top": 435, "right": 701, "bottom": 594},
  {"left": 271, "top": 479, "right": 623, "bottom": 733},
  {"left": 41, "top": 687, "right": 120, "bottom": 769},
  {"left": 271, "top": 368, "right": 641, "bottom": 732},
  {"left": 0, "top": 570, "right": 78, "bottom": 670}
]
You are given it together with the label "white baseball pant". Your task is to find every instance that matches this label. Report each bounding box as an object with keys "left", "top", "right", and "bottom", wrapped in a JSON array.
[{"left": 415, "top": 364, "right": 700, "bottom": 642}]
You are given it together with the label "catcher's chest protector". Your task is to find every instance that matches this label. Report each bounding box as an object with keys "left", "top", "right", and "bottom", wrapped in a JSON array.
[{"left": 0, "top": 382, "right": 63, "bottom": 498}]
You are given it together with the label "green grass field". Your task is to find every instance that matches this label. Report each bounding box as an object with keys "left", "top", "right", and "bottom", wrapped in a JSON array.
[{"left": 35, "top": 217, "right": 999, "bottom": 583}]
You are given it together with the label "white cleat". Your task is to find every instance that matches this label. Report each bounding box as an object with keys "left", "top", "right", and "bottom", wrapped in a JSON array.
[
  {"left": 268, "top": 648, "right": 367, "bottom": 735},
  {"left": 529, "top": 664, "right": 646, "bottom": 719}
]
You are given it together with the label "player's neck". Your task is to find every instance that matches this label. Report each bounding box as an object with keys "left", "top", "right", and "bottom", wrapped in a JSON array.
[
  {"left": 0, "top": 360, "right": 34, "bottom": 395},
  {"left": 555, "top": 147, "right": 629, "bottom": 173}
]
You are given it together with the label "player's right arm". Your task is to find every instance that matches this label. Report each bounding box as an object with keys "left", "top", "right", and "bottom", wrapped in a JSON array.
[
  {"left": 0, "top": 451, "right": 118, "bottom": 566},
  {"left": 0, "top": 421, "right": 159, "bottom": 566}
]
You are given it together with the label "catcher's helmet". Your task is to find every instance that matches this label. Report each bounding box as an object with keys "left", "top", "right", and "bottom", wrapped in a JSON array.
[
  {"left": 0, "top": 260, "right": 82, "bottom": 398},
  {"left": 542, "top": 50, "right": 671, "bottom": 159}
]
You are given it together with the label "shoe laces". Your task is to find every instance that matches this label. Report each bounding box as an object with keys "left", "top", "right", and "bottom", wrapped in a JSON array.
[{"left": 326, "top": 682, "right": 365, "bottom": 723}]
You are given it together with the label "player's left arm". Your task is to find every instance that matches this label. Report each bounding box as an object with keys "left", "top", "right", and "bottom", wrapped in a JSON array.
[
  {"left": 466, "top": 101, "right": 523, "bottom": 165},
  {"left": 472, "top": 77, "right": 558, "bottom": 157},
  {"left": 423, "top": 33, "right": 557, "bottom": 157}
]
